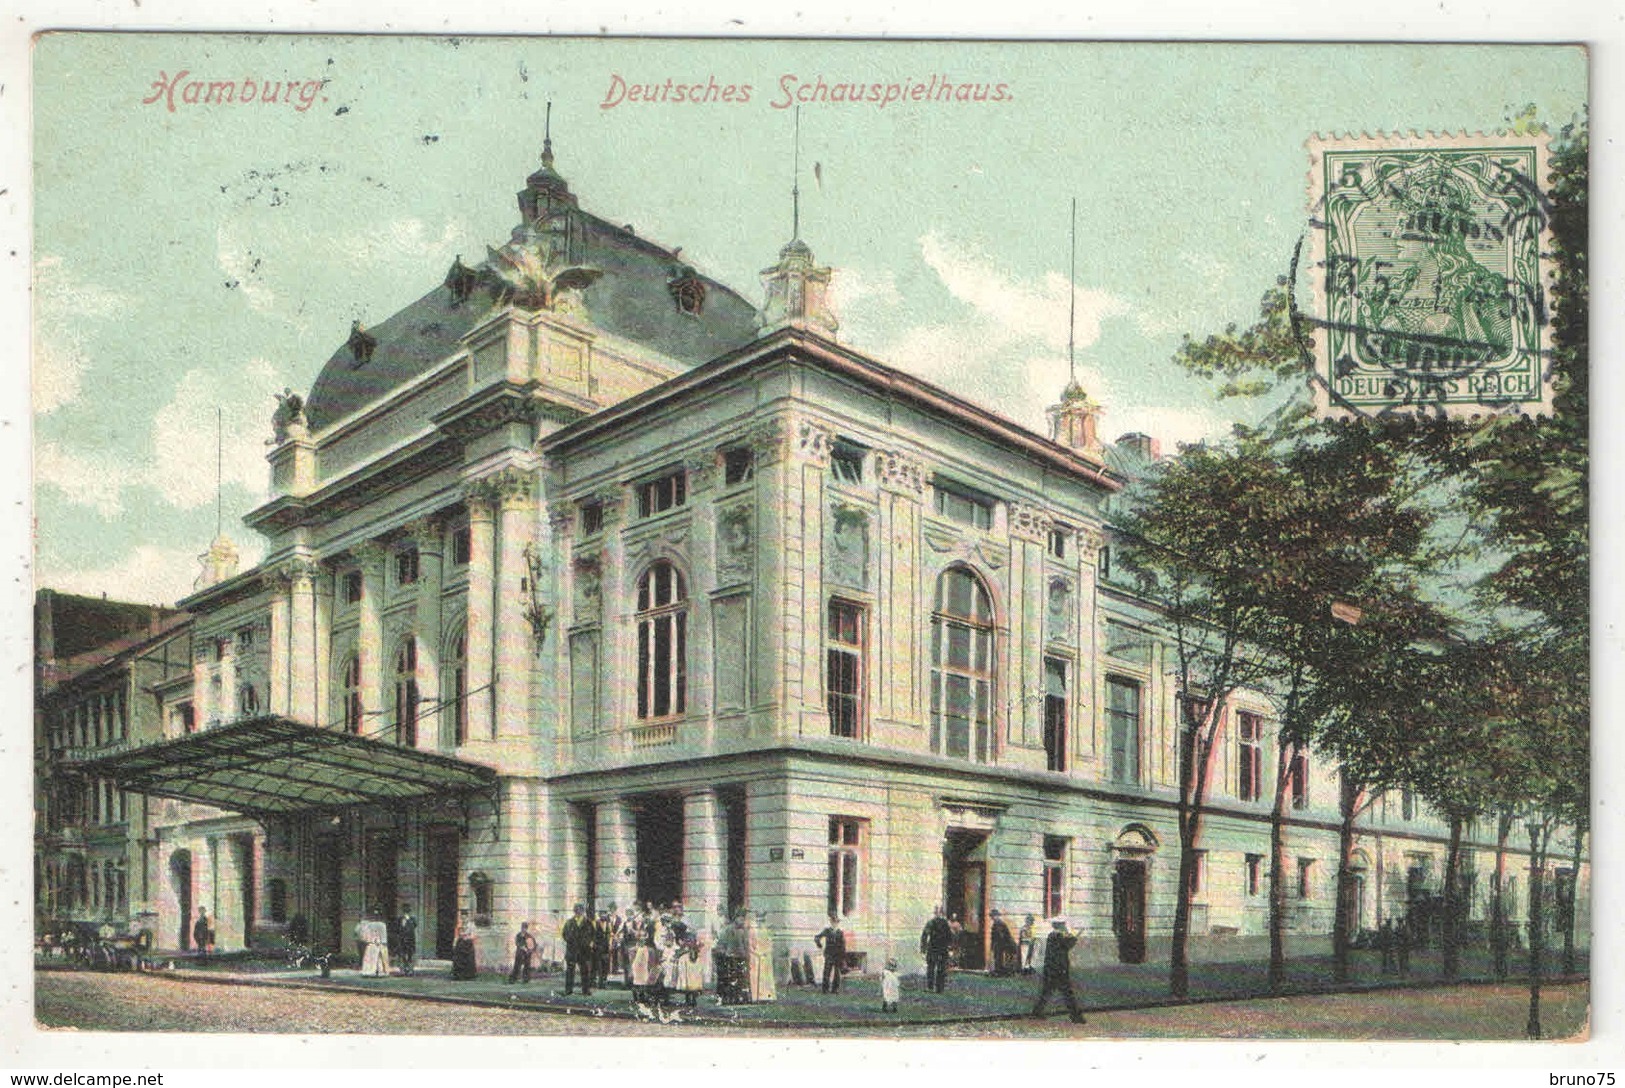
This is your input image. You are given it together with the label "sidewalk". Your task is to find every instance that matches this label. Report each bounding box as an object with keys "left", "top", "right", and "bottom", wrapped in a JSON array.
[{"left": 140, "top": 943, "right": 1588, "bottom": 1029}]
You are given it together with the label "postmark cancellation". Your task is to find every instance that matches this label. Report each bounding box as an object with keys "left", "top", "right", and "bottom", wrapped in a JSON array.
[{"left": 1306, "top": 132, "right": 1555, "bottom": 420}]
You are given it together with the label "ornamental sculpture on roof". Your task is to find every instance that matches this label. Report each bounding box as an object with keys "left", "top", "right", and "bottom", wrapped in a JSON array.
[{"left": 483, "top": 234, "right": 603, "bottom": 314}]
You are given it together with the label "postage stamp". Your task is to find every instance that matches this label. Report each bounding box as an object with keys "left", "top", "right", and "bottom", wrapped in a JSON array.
[{"left": 1307, "top": 133, "right": 1555, "bottom": 420}]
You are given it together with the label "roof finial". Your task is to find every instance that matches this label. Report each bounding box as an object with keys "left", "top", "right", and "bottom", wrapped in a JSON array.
[
  {"left": 1068, "top": 196, "right": 1077, "bottom": 387},
  {"left": 791, "top": 106, "right": 802, "bottom": 241},
  {"left": 542, "top": 100, "right": 555, "bottom": 169}
]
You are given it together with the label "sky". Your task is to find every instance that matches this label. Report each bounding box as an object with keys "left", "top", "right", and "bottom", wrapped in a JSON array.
[{"left": 30, "top": 36, "right": 1587, "bottom": 607}]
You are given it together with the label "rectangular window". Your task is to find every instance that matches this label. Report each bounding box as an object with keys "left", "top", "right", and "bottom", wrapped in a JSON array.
[
  {"left": 179, "top": 702, "right": 195, "bottom": 735},
  {"left": 451, "top": 525, "right": 472, "bottom": 565},
  {"left": 1043, "top": 657, "right": 1068, "bottom": 772},
  {"left": 1297, "top": 858, "right": 1315, "bottom": 899},
  {"left": 236, "top": 626, "right": 255, "bottom": 653},
  {"left": 1238, "top": 711, "right": 1263, "bottom": 802},
  {"left": 1246, "top": 853, "right": 1263, "bottom": 897},
  {"left": 1107, "top": 676, "right": 1142, "bottom": 784},
  {"left": 395, "top": 547, "right": 420, "bottom": 587},
  {"left": 1400, "top": 787, "right": 1416, "bottom": 821},
  {"left": 1043, "top": 836, "right": 1068, "bottom": 919},
  {"left": 933, "top": 483, "right": 993, "bottom": 530},
  {"left": 579, "top": 501, "right": 604, "bottom": 536},
  {"left": 1099, "top": 544, "right": 1112, "bottom": 579},
  {"left": 723, "top": 447, "right": 756, "bottom": 486},
  {"left": 1188, "top": 849, "right": 1207, "bottom": 898},
  {"left": 1290, "top": 751, "right": 1310, "bottom": 810},
  {"left": 1048, "top": 527, "right": 1068, "bottom": 559},
  {"left": 826, "top": 599, "right": 865, "bottom": 739},
  {"left": 342, "top": 570, "right": 363, "bottom": 604},
  {"left": 1178, "top": 696, "right": 1211, "bottom": 786},
  {"left": 830, "top": 441, "right": 865, "bottom": 485},
  {"left": 638, "top": 470, "right": 688, "bottom": 518},
  {"left": 827, "top": 817, "right": 865, "bottom": 919}
]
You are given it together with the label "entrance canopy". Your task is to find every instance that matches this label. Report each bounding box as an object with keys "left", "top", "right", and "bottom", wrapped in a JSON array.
[{"left": 71, "top": 715, "right": 497, "bottom": 817}]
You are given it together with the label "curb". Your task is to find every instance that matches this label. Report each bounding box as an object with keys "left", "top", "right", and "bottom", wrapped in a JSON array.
[{"left": 123, "top": 966, "right": 1591, "bottom": 1030}]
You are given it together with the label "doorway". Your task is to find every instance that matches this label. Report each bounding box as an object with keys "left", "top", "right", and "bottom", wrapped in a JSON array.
[
  {"left": 944, "top": 829, "right": 989, "bottom": 970},
  {"left": 311, "top": 836, "right": 343, "bottom": 953},
  {"left": 428, "top": 826, "right": 460, "bottom": 959},
  {"left": 1113, "top": 857, "right": 1148, "bottom": 964},
  {"left": 169, "top": 850, "right": 193, "bottom": 950},
  {"left": 364, "top": 831, "right": 399, "bottom": 920},
  {"left": 634, "top": 794, "right": 684, "bottom": 907}
]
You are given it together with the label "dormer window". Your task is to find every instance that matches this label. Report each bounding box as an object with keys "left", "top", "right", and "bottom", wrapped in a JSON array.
[
  {"left": 638, "top": 470, "right": 687, "bottom": 519},
  {"left": 444, "top": 256, "right": 479, "bottom": 306},
  {"left": 668, "top": 268, "right": 707, "bottom": 316},
  {"left": 933, "top": 481, "right": 993, "bottom": 530},
  {"left": 830, "top": 441, "right": 866, "bottom": 486},
  {"left": 347, "top": 320, "right": 377, "bottom": 367}
]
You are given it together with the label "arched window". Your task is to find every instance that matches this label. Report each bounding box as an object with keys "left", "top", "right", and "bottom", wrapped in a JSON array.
[
  {"left": 441, "top": 628, "right": 467, "bottom": 747},
  {"left": 394, "top": 638, "right": 419, "bottom": 747},
  {"left": 469, "top": 871, "right": 494, "bottom": 926},
  {"left": 238, "top": 684, "right": 259, "bottom": 718},
  {"left": 930, "top": 566, "right": 996, "bottom": 763},
  {"left": 340, "top": 656, "right": 362, "bottom": 734},
  {"left": 636, "top": 561, "right": 688, "bottom": 719}
]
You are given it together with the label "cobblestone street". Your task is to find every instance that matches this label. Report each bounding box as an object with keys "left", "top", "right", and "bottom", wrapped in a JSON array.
[{"left": 33, "top": 970, "right": 1589, "bottom": 1040}]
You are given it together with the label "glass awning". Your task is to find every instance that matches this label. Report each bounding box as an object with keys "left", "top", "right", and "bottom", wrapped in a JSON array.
[{"left": 69, "top": 715, "right": 497, "bottom": 816}]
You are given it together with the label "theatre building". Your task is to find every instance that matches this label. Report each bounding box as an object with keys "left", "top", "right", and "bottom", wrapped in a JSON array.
[{"left": 66, "top": 137, "right": 1585, "bottom": 971}]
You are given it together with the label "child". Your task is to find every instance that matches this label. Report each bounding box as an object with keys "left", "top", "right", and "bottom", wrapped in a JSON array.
[{"left": 880, "top": 958, "right": 901, "bottom": 1013}]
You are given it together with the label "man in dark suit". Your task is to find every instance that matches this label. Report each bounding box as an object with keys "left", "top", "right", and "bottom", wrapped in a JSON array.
[
  {"left": 920, "top": 905, "right": 954, "bottom": 993},
  {"left": 989, "top": 909, "right": 1017, "bottom": 976},
  {"left": 562, "top": 903, "right": 595, "bottom": 996},
  {"left": 814, "top": 913, "right": 847, "bottom": 994},
  {"left": 1030, "top": 917, "right": 1085, "bottom": 1024},
  {"left": 397, "top": 905, "right": 418, "bottom": 977}
]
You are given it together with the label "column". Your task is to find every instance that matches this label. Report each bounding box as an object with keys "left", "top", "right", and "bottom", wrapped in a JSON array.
[
  {"left": 313, "top": 568, "right": 334, "bottom": 729},
  {"left": 463, "top": 489, "right": 497, "bottom": 742},
  {"left": 1010, "top": 503, "right": 1052, "bottom": 751},
  {"left": 493, "top": 469, "right": 536, "bottom": 739},
  {"left": 288, "top": 557, "right": 319, "bottom": 724},
  {"left": 267, "top": 579, "right": 290, "bottom": 717},
  {"left": 747, "top": 418, "right": 790, "bottom": 728},
  {"left": 875, "top": 449, "right": 926, "bottom": 723},
  {"left": 595, "top": 799, "right": 638, "bottom": 911},
  {"left": 191, "top": 644, "right": 213, "bottom": 729},
  {"left": 354, "top": 542, "right": 388, "bottom": 727},
  {"left": 791, "top": 418, "right": 831, "bottom": 735},
  {"left": 408, "top": 518, "right": 445, "bottom": 750},
  {"left": 1074, "top": 526, "right": 1105, "bottom": 765},
  {"left": 682, "top": 789, "right": 726, "bottom": 917}
]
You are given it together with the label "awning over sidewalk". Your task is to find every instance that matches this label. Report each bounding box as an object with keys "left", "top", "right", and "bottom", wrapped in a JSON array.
[{"left": 69, "top": 715, "right": 497, "bottom": 816}]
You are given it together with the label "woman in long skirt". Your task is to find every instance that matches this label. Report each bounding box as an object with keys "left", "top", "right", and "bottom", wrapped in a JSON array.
[
  {"left": 746, "top": 912, "right": 776, "bottom": 1003},
  {"left": 451, "top": 920, "right": 479, "bottom": 980}
]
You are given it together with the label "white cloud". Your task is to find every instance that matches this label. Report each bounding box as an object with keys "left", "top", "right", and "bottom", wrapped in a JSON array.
[
  {"left": 331, "top": 216, "right": 473, "bottom": 271},
  {"left": 35, "top": 539, "right": 265, "bottom": 609},
  {"left": 34, "top": 337, "right": 86, "bottom": 415},
  {"left": 33, "top": 254, "right": 133, "bottom": 321},
  {"left": 35, "top": 439, "right": 136, "bottom": 517},
  {"left": 1110, "top": 403, "right": 1235, "bottom": 449},
  {"left": 150, "top": 359, "right": 280, "bottom": 510},
  {"left": 860, "top": 233, "right": 1128, "bottom": 432},
  {"left": 217, "top": 222, "right": 277, "bottom": 313}
]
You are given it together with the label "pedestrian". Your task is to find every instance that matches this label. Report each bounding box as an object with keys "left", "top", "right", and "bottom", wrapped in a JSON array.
[
  {"left": 948, "top": 913, "right": 964, "bottom": 968},
  {"left": 593, "top": 909, "right": 614, "bottom": 989},
  {"left": 397, "top": 905, "right": 417, "bottom": 977},
  {"left": 746, "top": 910, "right": 777, "bottom": 1003},
  {"left": 508, "top": 920, "right": 536, "bottom": 984},
  {"left": 880, "top": 958, "right": 901, "bottom": 1013},
  {"left": 452, "top": 917, "right": 479, "bottom": 980},
  {"left": 990, "top": 909, "right": 1016, "bottom": 976},
  {"left": 814, "top": 912, "right": 847, "bottom": 994},
  {"left": 193, "top": 908, "right": 212, "bottom": 960},
  {"left": 359, "top": 912, "right": 389, "bottom": 977},
  {"left": 920, "top": 905, "right": 954, "bottom": 993},
  {"left": 675, "top": 927, "right": 706, "bottom": 1008},
  {"left": 563, "top": 902, "right": 595, "bottom": 996},
  {"left": 1396, "top": 913, "right": 1412, "bottom": 975},
  {"left": 1030, "top": 917, "right": 1085, "bottom": 1024},
  {"left": 1019, "top": 913, "right": 1037, "bottom": 975}
]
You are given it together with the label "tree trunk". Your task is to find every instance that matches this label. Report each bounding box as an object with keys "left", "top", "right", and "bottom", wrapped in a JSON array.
[
  {"left": 1492, "top": 811, "right": 1512, "bottom": 979},
  {"left": 1526, "top": 820, "right": 1549, "bottom": 1040},
  {"left": 1267, "top": 742, "right": 1293, "bottom": 992},
  {"left": 1331, "top": 774, "right": 1363, "bottom": 984},
  {"left": 1441, "top": 814, "right": 1464, "bottom": 979},
  {"left": 1170, "top": 712, "right": 1221, "bottom": 999},
  {"left": 1562, "top": 823, "right": 1584, "bottom": 977}
]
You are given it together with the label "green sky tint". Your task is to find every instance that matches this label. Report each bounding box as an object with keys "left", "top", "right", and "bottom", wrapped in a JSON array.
[{"left": 31, "top": 34, "right": 1586, "bottom": 605}]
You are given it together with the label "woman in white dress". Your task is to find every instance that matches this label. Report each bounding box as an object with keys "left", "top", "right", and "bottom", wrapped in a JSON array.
[
  {"left": 359, "top": 916, "right": 390, "bottom": 977},
  {"left": 746, "top": 911, "right": 776, "bottom": 1003}
]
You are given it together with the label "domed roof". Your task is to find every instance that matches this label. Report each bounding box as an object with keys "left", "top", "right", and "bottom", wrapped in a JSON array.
[{"left": 303, "top": 154, "right": 760, "bottom": 432}]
